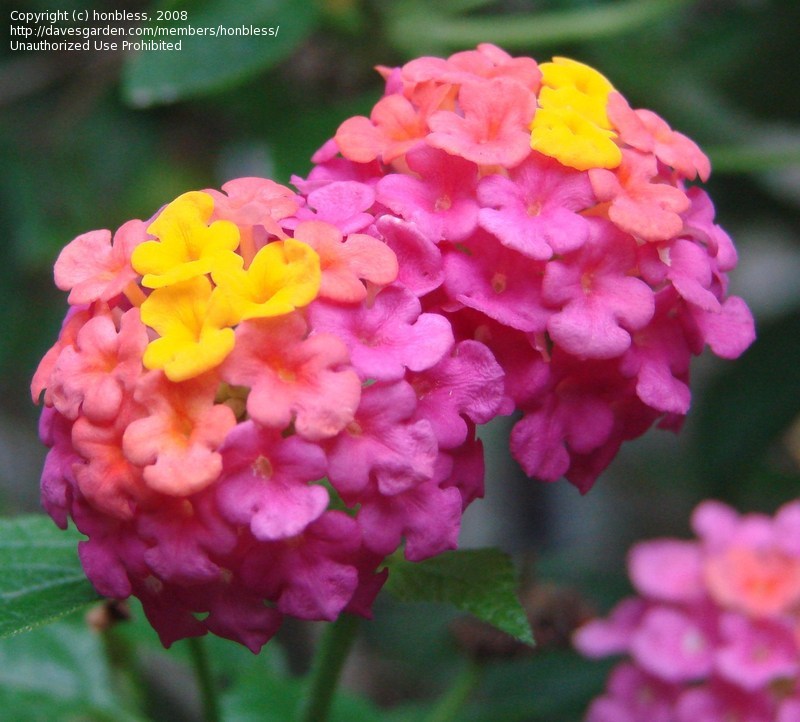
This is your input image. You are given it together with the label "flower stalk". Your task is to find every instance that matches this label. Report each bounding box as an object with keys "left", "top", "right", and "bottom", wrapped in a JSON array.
[
  {"left": 297, "top": 613, "right": 360, "bottom": 722},
  {"left": 425, "top": 658, "right": 484, "bottom": 722},
  {"left": 187, "top": 637, "right": 220, "bottom": 722}
]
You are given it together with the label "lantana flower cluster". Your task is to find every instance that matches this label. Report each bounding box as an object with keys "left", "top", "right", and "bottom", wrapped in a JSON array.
[
  {"left": 32, "top": 178, "right": 505, "bottom": 651},
  {"left": 298, "top": 44, "right": 755, "bottom": 492},
  {"left": 33, "top": 44, "right": 755, "bottom": 651},
  {"left": 575, "top": 500, "right": 800, "bottom": 722}
]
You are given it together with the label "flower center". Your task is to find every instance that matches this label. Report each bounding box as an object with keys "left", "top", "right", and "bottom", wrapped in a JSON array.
[
  {"left": 491, "top": 272, "right": 507, "bottom": 294},
  {"left": 527, "top": 200, "right": 543, "bottom": 216},
  {"left": 252, "top": 455, "right": 273, "bottom": 479},
  {"left": 435, "top": 194, "right": 452, "bottom": 211},
  {"left": 681, "top": 629, "right": 706, "bottom": 656}
]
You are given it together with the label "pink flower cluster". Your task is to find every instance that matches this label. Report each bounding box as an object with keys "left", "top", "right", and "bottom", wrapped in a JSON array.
[
  {"left": 575, "top": 500, "right": 800, "bottom": 722},
  {"left": 32, "top": 177, "right": 505, "bottom": 651},
  {"left": 297, "top": 43, "right": 755, "bottom": 492}
]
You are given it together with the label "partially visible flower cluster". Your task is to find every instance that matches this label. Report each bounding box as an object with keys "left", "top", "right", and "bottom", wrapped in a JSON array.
[
  {"left": 32, "top": 177, "right": 505, "bottom": 651},
  {"left": 298, "top": 44, "right": 755, "bottom": 491},
  {"left": 575, "top": 500, "right": 800, "bottom": 721}
]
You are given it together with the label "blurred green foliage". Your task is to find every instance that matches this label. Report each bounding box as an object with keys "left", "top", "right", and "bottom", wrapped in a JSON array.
[
  {"left": 2, "top": 0, "right": 799, "bottom": 719},
  {"left": 0, "top": 516, "right": 100, "bottom": 638}
]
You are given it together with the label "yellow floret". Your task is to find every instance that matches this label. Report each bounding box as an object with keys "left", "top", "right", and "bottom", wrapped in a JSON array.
[
  {"left": 210, "top": 238, "right": 322, "bottom": 326},
  {"left": 530, "top": 107, "right": 621, "bottom": 171},
  {"left": 132, "top": 191, "right": 240, "bottom": 289},
  {"left": 538, "top": 85, "right": 611, "bottom": 131},
  {"left": 140, "top": 276, "right": 235, "bottom": 382},
  {"left": 540, "top": 57, "right": 615, "bottom": 112},
  {"left": 531, "top": 56, "right": 621, "bottom": 171}
]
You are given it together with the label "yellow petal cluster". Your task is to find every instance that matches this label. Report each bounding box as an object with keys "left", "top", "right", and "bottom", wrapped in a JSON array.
[
  {"left": 530, "top": 57, "right": 622, "bottom": 171},
  {"left": 133, "top": 191, "right": 322, "bottom": 381}
]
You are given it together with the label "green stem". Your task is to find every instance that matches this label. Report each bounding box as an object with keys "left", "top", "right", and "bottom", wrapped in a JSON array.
[
  {"left": 296, "top": 613, "right": 360, "bottom": 722},
  {"left": 425, "top": 659, "right": 483, "bottom": 722},
  {"left": 187, "top": 636, "right": 220, "bottom": 722},
  {"left": 100, "top": 623, "right": 146, "bottom": 715}
]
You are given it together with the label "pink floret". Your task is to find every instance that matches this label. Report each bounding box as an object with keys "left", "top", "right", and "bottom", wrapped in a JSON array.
[
  {"left": 54, "top": 220, "right": 147, "bottom": 305},
  {"left": 309, "top": 285, "right": 454, "bottom": 382},
  {"left": 216, "top": 421, "right": 328, "bottom": 541},
  {"left": 222, "top": 314, "right": 362, "bottom": 441}
]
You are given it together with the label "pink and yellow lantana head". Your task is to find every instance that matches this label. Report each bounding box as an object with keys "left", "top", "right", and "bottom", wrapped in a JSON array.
[
  {"left": 314, "top": 43, "right": 754, "bottom": 493},
  {"left": 33, "top": 172, "right": 504, "bottom": 651}
]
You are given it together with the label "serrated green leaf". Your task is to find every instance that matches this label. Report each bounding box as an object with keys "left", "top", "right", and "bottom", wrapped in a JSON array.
[
  {"left": 122, "top": 0, "right": 319, "bottom": 107},
  {"left": 0, "top": 515, "right": 100, "bottom": 639},
  {"left": 384, "top": 549, "right": 534, "bottom": 646}
]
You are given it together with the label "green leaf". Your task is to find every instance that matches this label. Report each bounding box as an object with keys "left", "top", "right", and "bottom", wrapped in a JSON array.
[
  {"left": 0, "top": 616, "right": 146, "bottom": 722},
  {"left": 122, "top": 0, "right": 319, "bottom": 107},
  {"left": 706, "top": 136, "right": 800, "bottom": 174},
  {"left": 385, "top": 0, "right": 690, "bottom": 55},
  {"left": 0, "top": 515, "right": 100, "bottom": 639},
  {"left": 384, "top": 549, "right": 534, "bottom": 646}
]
